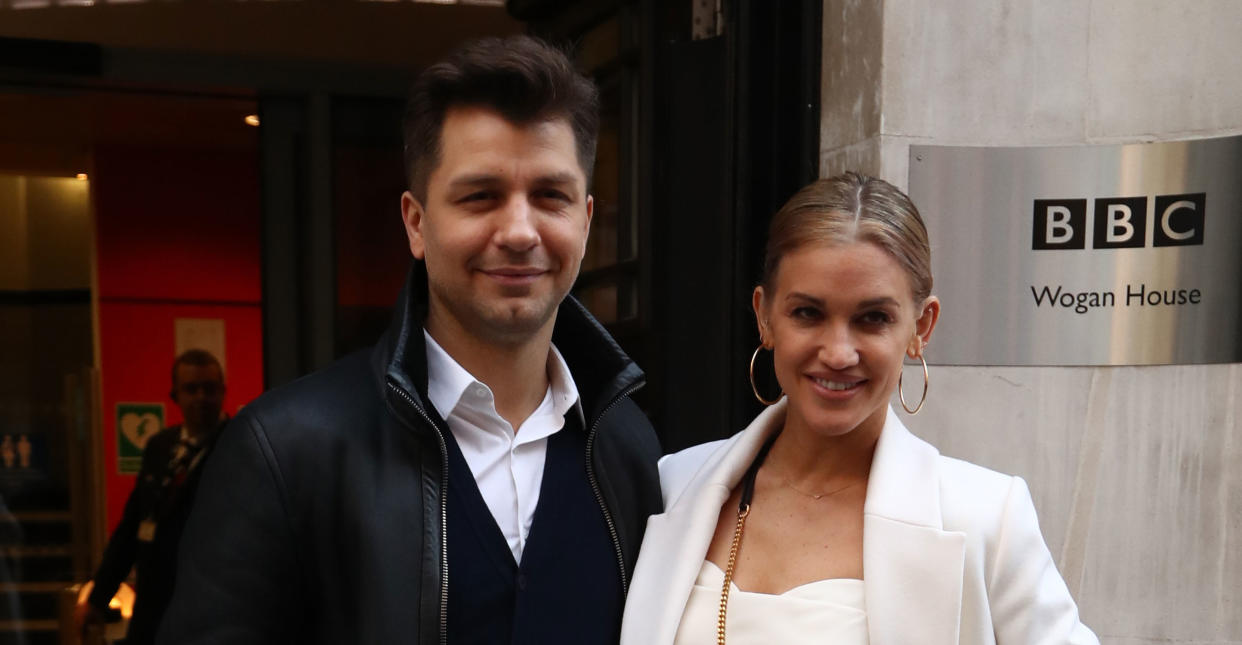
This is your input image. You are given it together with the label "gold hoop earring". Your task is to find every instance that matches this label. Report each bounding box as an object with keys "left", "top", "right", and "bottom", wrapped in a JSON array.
[
  {"left": 749, "top": 345, "right": 782, "bottom": 406},
  {"left": 899, "top": 354, "right": 929, "bottom": 414}
]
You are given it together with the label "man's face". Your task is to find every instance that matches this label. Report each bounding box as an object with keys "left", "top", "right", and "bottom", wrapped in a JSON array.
[
  {"left": 172, "top": 363, "right": 225, "bottom": 433},
  {"left": 401, "top": 106, "right": 593, "bottom": 346}
]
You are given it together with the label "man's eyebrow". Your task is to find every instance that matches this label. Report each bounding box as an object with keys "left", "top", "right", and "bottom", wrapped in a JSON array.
[
  {"left": 445, "top": 172, "right": 581, "bottom": 190},
  {"left": 446, "top": 173, "right": 502, "bottom": 189},
  {"left": 531, "top": 171, "right": 580, "bottom": 186}
]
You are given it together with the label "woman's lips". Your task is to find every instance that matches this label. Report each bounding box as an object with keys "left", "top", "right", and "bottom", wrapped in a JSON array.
[{"left": 808, "top": 374, "right": 865, "bottom": 399}]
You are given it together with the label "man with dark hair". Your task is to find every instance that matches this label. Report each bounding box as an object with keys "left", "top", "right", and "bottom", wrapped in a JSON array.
[
  {"left": 77, "top": 349, "right": 226, "bottom": 645},
  {"left": 160, "top": 36, "right": 662, "bottom": 644}
]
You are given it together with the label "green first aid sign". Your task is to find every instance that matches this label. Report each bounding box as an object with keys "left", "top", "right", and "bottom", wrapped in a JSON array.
[{"left": 116, "top": 403, "right": 164, "bottom": 475}]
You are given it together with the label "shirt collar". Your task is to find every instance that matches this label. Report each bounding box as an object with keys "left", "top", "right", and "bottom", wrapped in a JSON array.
[
  {"left": 424, "top": 330, "right": 479, "bottom": 423},
  {"left": 178, "top": 425, "right": 200, "bottom": 447},
  {"left": 423, "top": 329, "right": 582, "bottom": 426}
]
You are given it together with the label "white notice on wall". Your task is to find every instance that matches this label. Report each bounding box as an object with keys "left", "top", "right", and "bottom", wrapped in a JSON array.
[{"left": 174, "top": 318, "right": 227, "bottom": 373}]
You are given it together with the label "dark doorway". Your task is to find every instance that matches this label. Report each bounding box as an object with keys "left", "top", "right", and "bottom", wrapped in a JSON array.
[{"left": 519, "top": 0, "right": 822, "bottom": 451}]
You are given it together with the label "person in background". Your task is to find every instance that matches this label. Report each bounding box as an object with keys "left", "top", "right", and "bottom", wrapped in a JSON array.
[
  {"left": 159, "top": 36, "right": 662, "bottom": 644},
  {"left": 77, "top": 349, "right": 226, "bottom": 645},
  {"left": 621, "top": 173, "right": 1097, "bottom": 644}
]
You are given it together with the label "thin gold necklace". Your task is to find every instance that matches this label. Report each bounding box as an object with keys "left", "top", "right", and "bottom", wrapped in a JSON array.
[{"left": 778, "top": 475, "right": 860, "bottom": 500}]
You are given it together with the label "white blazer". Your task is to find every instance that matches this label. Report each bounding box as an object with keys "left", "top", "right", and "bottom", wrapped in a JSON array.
[{"left": 620, "top": 401, "right": 1098, "bottom": 645}]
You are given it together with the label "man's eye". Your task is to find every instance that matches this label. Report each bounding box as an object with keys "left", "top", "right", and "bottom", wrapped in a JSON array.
[
  {"left": 536, "top": 189, "right": 571, "bottom": 203},
  {"left": 460, "top": 192, "right": 492, "bottom": 203},
  {"left": 792, "top": 307, "right": 820, "bottom": 320}
]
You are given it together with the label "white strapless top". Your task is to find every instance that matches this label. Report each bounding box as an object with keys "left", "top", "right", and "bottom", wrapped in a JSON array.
[{"left": 672, "top": 560, "right": 869, "bottom": 644}]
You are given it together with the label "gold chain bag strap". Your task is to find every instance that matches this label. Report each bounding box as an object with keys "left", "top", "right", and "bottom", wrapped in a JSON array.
[{"left": 718, "top": 430, "right": 780, "bottom": 644}]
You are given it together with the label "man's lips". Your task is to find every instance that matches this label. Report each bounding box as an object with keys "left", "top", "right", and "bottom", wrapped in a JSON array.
[{"left": 479, "top": 267, "right": 548, "bottom": 285}]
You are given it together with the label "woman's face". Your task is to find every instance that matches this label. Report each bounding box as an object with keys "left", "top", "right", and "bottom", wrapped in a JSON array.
[{"left": 754, "top": 240, "right": 939, "bottom": 441}]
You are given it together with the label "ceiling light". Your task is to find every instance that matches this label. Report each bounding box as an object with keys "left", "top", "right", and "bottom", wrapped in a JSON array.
[{"left": 244, "top": 114, "right": 260, "bottom": 127}]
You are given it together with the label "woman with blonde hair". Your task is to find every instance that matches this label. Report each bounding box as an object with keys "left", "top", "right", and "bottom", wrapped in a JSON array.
[{"left": 621, "top": 173, "right": 1096, "bottom": 644}]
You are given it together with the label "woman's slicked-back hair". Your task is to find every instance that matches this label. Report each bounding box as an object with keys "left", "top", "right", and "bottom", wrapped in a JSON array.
[
  {"left": 401, "top": 35, "right": 600, "bottom": 201},
  {"left": 761, "top": 172, "right": 933, "bottom": 303}
]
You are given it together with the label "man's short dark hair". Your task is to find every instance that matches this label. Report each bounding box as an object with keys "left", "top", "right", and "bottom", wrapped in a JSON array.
[
  {"left": 402, "top": 35, "right": 600, "bottom": 202},
  {"left": 170, "top": 349, "right": 224, "bottom": 389}
]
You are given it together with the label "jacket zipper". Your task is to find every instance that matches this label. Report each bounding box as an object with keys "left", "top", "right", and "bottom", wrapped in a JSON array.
[
  {"left": 388, "top": 382, "right": 450, "bottom": 645},
  {"left": 584, "top": 381, "right": 644, "bottom": 596}
]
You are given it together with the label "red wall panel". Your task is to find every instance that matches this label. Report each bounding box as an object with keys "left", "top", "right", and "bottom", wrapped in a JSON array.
[
  {"left": 93, "top": 144, "right": 264, "bottom": 531},
  {"left": 94, "top": 145, "right": 261, "bottom": 303}
]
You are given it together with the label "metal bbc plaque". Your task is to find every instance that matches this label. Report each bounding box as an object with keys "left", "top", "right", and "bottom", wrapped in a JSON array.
[{"left": 908, "top": 136, "right": 1242, "bottom": 366}]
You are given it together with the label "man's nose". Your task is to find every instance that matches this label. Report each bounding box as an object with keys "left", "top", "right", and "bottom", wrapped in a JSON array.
[{"left": 494, "top": 195, "right": 540, "bottom": 252}]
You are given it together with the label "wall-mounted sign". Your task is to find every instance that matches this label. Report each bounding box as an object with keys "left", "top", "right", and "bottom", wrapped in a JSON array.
[
  {"left": 908, "top": 136, "right": 1242, "bottom": 366},
  {"left": 116, "top": 402, "right": 164, "bottom": 474}
]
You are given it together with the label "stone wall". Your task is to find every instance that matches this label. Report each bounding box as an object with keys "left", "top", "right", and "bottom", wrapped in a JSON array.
[{"left": 820, "top": 1, "right": 1242, "bottom": 641}]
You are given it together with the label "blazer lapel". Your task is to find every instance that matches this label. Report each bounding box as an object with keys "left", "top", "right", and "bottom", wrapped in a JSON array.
[
  {"left": 626, "top": 493, "right": 726, "bottom": 644},
  {"left": 863, "top": 407, "right": 966, "bottom": 645},
  {"left": 622, "top": 403, "right": 787, "bottom": 645}
]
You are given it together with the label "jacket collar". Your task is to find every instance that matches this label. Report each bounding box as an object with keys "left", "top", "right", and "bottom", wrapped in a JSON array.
[
  {"left": 626, "top": 402, "right": 965, "bottom": 644},
  {"left": 864, "top": 406, "right": 944, "bottom": 525},
  {"left": 372, "top": 262, "right": 644, "bottom": 430},
  {"left": 659, "top": 403, "right": 950, "bottom": 522},
  {"left": 862, "top": 406, "right": 966, "bottom": 644}
]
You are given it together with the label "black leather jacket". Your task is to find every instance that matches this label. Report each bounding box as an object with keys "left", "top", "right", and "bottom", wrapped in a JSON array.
[{"left": 158, "top": 266, "right": 663, "bottom": 644}]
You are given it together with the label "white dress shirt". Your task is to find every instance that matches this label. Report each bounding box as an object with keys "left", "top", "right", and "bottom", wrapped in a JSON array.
[{"left": 424, "top": 330, "right": 581, "bottom": 563}]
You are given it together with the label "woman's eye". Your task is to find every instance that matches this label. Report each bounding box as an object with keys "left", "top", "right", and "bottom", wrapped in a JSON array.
[{"left": 859, "top": 311, "right": 893, "bottom": 325}]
